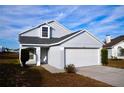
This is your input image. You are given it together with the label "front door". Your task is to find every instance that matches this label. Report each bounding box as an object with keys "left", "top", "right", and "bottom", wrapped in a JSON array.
[{"left": 41, "top": 48, "right": 48, "bottom": 64}]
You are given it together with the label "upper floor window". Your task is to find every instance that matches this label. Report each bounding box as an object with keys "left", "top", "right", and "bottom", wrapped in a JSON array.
[{"left": 42, "top": 27, "right": 48, "bottom": 37}]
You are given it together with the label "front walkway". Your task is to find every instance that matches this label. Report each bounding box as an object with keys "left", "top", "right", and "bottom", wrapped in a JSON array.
[
  {"left": 77, "top": 65, "right": 124, "bottom": 87},
  {"left": 41, "top": 64, "right": 65, "bottom": 73}
]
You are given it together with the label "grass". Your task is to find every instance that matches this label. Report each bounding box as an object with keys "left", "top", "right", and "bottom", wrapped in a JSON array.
[
  {"left": 0, "top": 52, "right": 111, "bottom": 87},
  {"left": 108, "top": 59, "right": 124, "bottom": 69}
]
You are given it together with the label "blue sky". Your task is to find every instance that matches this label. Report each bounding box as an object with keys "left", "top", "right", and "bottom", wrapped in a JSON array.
[{"left": 0, "top": 5, "right": 124, "bottom": 49}]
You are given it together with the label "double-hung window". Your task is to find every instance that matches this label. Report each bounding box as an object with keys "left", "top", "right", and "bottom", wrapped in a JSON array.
[{"left": 42, "top": 27, "right": 48, "bottom": 37}]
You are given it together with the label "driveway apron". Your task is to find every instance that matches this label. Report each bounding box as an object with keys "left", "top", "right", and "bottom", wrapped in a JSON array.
[{"left": 77, "top": 65, "right": 124, "bottom": 87}]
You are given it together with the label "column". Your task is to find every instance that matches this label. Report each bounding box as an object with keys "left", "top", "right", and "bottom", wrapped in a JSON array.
[
  {"left": 19, "top": 44, "right": 23, "bottom": 67},
  {"left": 36, "top": 47, "right": 41, "bottom": 66}
]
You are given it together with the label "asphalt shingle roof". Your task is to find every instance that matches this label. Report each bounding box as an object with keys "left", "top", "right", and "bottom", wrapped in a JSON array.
[
  {"left": 103, "top": 35, "right": 124, "bottom": 48},
  {"left": 19, "top": 31, "right": 81, "bottom": 44}
]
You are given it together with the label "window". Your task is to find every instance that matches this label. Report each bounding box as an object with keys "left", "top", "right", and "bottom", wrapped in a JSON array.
[
  {"left": 118, "top": 47, "right": 124, "bottom": 56},
  {"left": 42, "top": 27, "right": 48, "bottom": 37}
]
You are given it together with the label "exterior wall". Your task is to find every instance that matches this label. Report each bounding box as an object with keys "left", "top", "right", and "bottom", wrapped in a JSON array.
[
  {"left": 61, "top": 32, "right": 103, "bottom": 48},
  {"left": 107, "top": 48, "right": 112, "bottom": 59},
  {"left": 98, "top": 48, "right": 102, "bottom": 65},
  {"left": 21, "top": 27, "right": 41, "bottom": 37},
  {"left": 48, "top": 46, "right": 64, "bottom": 69}
]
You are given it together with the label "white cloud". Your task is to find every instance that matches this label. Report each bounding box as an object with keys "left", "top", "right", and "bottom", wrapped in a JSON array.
[
  {"left": 55, "top": 6, "right": 79, "bottom": 21},
  {"left": 99, "top": 6, "right": 124, "bottom": 24},
  {"left": 64, "top": 6, "right": 111, "bottom": 28}
]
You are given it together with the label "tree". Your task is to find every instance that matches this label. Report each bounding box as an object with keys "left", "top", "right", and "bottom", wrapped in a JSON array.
[{"left": 101, "top": 48, "right": 108, "bottom": 65}]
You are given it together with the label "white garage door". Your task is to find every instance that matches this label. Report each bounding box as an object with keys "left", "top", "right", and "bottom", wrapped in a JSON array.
[{"left": 65, "top": 48, "right": 99, "bottom": 67}]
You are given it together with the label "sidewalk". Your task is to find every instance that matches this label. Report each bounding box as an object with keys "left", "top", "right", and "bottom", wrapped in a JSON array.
[{"left": 42, "top": 64, "right": 65, "bottom": 73}]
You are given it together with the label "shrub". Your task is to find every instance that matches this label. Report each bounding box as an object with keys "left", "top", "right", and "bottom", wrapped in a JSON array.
[
  {"left": 65, "top": 64, "right": 76, "bottom": 73},
  {"left": 101, "top": 48, "right": 108, "bottom": 65},
  {"left": 21, "top": 49, "right": 29, "bottom": 66}
]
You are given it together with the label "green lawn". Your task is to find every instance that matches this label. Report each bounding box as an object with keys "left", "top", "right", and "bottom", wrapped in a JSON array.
[{"left": 0, "top": 52, "right": 111, "bottom": 87}]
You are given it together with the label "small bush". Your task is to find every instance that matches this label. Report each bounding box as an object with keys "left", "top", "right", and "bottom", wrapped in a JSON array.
[
  {"left": 21, "top": 49, "right": 29, "bottom": 66},
  {"left": 101, "top": 48, "right": 108, "bottom": 65},
  {"left": 65, "top": 64, "right": 76, "bottom": 73}
]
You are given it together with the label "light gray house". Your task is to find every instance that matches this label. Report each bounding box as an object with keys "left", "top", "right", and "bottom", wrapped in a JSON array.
[
  {"left": 104, "top": 35, "right": 124, "bottom": 59},
  {"left": 19, "top": 20, "right": 103, "bottom": 69}
]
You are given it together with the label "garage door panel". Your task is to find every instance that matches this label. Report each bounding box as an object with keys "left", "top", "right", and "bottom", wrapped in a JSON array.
[{"left": 65, "top": 49, "right": 98, "bottom": 67}]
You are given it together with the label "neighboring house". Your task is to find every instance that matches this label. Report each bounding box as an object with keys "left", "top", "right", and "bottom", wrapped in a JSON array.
[
  {"left": 104, "top": 35, "right": 124, "bottom": 59},
  {"left": 19, "top": 20, "right": 103, "bottom": 69}
]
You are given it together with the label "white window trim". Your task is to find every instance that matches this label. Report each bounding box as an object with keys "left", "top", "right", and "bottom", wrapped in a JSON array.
[{"left": 41, "top": 26, "right": 50, "bottom": 38}]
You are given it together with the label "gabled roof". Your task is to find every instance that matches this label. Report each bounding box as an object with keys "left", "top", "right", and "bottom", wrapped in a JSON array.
[
  {"left": 103, "top": 35, "right": 124, "bottom": 48},
  {"left": 19, "top": 20, "right": 55, "bottom": 35},
  {"left": 19, "top": 31, "right": 81, "bottom": 45},
  {"left": 19, "top": 20, "right": 71, "bottom": 36}
]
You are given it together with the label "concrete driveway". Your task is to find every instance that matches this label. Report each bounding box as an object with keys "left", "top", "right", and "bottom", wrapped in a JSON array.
[{"left": 77, "top": 65, "right": 124, "bottom": 87}]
